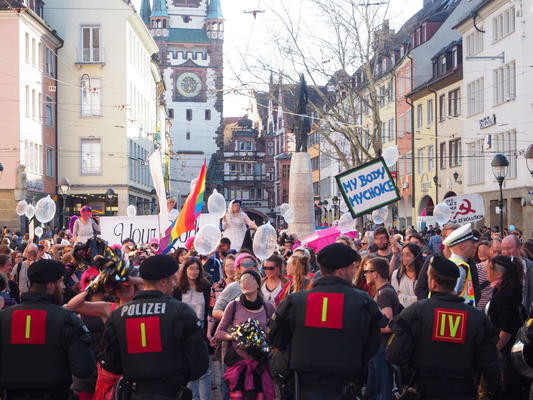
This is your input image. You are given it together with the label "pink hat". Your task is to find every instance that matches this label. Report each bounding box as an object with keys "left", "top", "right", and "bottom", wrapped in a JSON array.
[
  {"left": 234, "top": 253, "right": 256, "bottom": 271},
  {"left": 149, "top": 237, "right": 160, "bottom": 245},
  {"left": 80, "top": 266, "right": 99, "bottom": 291}
]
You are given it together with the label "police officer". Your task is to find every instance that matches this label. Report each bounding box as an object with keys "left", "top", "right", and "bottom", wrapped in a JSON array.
[
  {"left": 101, "top": 254, "right": 209, "bottom": 399},
  {"left": 0, "top": 259, "right": 95, "bottom": 400},
  {"left": 442, "top": 223, "right": 479, "bottom": 306},
  {"left": 268, "top": 243, "right": 385, "bottom": 399},
  {"left": 386, "top": 255, "right": 501, "bottom": 400}
]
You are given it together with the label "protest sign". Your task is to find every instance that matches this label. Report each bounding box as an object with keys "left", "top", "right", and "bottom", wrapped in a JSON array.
[
  {"left": 444, "top": 194, "right": 485, "bottom": 224},
  {"left": 336, "top": 157, "right": 400, "bottom": 218},
  {"left": 100, "top": 216, "right": 160, "bottom": 246}
]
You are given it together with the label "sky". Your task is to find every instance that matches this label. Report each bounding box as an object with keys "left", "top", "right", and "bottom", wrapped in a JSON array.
[{"left": 133, "top": 0, "right": 423, "bottom": 117}]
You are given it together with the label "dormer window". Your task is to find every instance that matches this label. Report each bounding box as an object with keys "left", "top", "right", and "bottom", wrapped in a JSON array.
[
  {"left": 416, "top": 29, "right": 421, "bottom": 46},
  {"left": 400, "top": 46, "right": 405, "bottom": 58},
  {"left": 382, "top": 58, "right": 387, "bottom": 73},
  {"left": 439, "top": 55, "right": 447, "bottom": 75},
  {"left": 391, "top": 52, "right": 396, "bottom": 66},
  {"left": 422, "top": 23, "right": 427, "bottom": 42},
  {"left": 452, "top": 46, "right": 457, "bottom": 69}
]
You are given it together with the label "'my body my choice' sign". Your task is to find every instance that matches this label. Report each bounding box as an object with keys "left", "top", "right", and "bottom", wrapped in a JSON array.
[{"left": 336, "top": 157, "right": 400, "bottom": 218}]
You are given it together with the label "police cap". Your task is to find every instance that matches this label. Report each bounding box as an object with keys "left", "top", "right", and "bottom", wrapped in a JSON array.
[
  {"left": 317, "top": 243, "right": 360, "bottom": 270},
  {"left": 140, "top": 255, "right": 178, "bottom": 280},
  {"left": 429, "top": 255, "right": 459, "bottom": 279},
  {"left": 28, "top": 259, "right": 65, "bottom": 283}
]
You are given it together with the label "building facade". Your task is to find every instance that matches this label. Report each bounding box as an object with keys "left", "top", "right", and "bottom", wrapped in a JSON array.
[
  {"left": 456, "top": 0, "right": 533, "bottom": 235},
  {"left": 0, "top": 1, "right": 62, "bottom": 230},
  {"left": 44, "top": 0, "right": 161, "bottom": 217},
  {"left": 141, "top": 0, "right": 224, "bottom": 204}
]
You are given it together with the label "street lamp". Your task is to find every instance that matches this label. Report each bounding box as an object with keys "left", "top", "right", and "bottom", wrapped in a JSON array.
[
  {"left": 525, "top": 144, "right": 533, "bottom": 180},
  {"left": 332, "top": 196, "right": 340, "bottom": 220},
  {"left": 491, "top": 154, "right": 509, "bottom": 236},
  {"left": 322, "top": 200, "right": 329, "bottom": 226},
  {"left": 58, "top": 177, "right": 70, "bottom": 229},
  {"left": 105, "top": 188, "right": 117, "bottom": 216}
]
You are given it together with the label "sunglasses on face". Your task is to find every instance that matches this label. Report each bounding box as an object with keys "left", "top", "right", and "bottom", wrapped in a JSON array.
[
  {"left": 263, "top": 266, "right": 277, "bottom": 271},
  {"left": 242, "top": 261, "right": 257, "bottom": 268}
]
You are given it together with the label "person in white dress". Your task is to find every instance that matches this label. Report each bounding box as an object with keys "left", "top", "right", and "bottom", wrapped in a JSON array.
[
  {"left": 222, "top": 200, "right": 257, "bottom": 251},
  {"left": 391, "top": 243, "right": 423, "bottom": 308}
]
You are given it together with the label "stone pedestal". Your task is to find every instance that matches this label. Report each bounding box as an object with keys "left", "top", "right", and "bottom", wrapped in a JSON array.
[{"left": 288, "top": 152, "right": 315, "bottom": 241}]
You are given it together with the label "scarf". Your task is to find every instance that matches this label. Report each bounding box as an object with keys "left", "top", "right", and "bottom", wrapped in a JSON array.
[{"left": 240, "top": 293, "right": 263, "bottom": 310}]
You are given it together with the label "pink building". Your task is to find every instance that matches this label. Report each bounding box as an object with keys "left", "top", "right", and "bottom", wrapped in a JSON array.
[{"left": 0, "top": 1, "right": 62, "bottom": 230}]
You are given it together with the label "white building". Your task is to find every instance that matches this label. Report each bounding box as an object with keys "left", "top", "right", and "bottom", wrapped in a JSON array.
[
  {"left": 44, "top": 0, "right": 162, "bottom": 216},
  {"left": 455, "top": 0, "right": 533, "bottom": 234}
]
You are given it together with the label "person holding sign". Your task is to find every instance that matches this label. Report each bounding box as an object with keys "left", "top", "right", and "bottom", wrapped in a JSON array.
[
  {"left": 268, "top": 243, "right": 385, "bottom": 399},
  {"left": 386, "top": 256, "right": 501, "bottom": 400}
]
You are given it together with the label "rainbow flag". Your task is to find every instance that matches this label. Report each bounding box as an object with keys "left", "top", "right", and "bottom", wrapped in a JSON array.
[{"left": 160, "top": 160, "right": 206, "bottom": 254}]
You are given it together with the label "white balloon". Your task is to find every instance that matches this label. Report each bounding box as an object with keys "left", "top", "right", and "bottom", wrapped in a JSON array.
[
  {"left": 284, "top": 208, "right": 295, "bottom": 224},
  {"left": 382, "top": 146, "right": 399, "bottom": 167},
  {"left": 207, "top": 189, "right": 226, "bottom": 218},
  {"left": 253, "top": 223, "right": 277, "bottom": 261},
  {"left": 338, "top": 213, "right": 354, "bottom": 234},
  {"left": 25, "top": 204, "right": 35, "bottom": 219},
  {"left": 279, "top": 203, "right": 290, "bottom": 217},
  {"left": 194, "top": 224, "right": 221, "bottom": 255},
  {"left": 34, "top": 226, "right": 43, "bottom": 237},
  {"left": 190, "top": 178, "right": 198, "bottom": 192},
  {"left": 371, "top": 206, "right": 389, "bottom": 224},
  {"left": 127, "top": 204, "right": 137, "bottom": 217},
  {"left": 16, "top": 200, "right": 28, "bottom": 216},
  {"left": 34, "top": 196, "right": 56, "bottom": 223},
  {"left": 434, "top": 202, "right": 452, "bottom": 226}
]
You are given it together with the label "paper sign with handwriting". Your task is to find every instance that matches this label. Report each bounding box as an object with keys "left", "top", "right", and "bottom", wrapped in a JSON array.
[{"left": 336, "top": 157, "right": 400, "bottom": 218}]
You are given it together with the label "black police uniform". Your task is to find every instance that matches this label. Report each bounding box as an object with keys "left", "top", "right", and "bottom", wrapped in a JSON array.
[
  {"left": 0, "top": 261, "right": 95, "bottom": 400},
  {"left": 269, "top": 243, "right": 384, "bottom": 399},
  {"left": 386, "top": 291, "right": 501, "bottom": 399},
  {"left": 101, "top": 255, "right": 209, "bottom": 399}
]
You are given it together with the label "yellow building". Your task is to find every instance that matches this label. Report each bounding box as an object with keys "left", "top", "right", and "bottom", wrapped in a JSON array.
[{"left": 408, "top": 41, "right": 464, "bottom": 228}]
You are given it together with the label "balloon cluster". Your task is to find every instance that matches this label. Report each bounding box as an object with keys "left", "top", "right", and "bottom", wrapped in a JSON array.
[
  {"left": 279, "top": 203, "right": 295, "bottom": 224},
  {"left": 228, "top": 318, "right": 271, "bottom": 361}
]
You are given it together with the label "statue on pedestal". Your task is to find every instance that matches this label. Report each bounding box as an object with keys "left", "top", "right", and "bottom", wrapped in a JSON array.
[{"left": 294, "top": 73, "right": 311, "bottom": 153}]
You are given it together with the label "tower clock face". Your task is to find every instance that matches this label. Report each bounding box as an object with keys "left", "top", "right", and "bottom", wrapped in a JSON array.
[{"left": 177, "top": 72, "right": 202, "bottom": 98}]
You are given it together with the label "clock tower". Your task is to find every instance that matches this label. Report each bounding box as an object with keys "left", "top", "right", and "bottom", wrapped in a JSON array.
[{"left": 142, "top": 0, "right": 224, "bottom": 202}]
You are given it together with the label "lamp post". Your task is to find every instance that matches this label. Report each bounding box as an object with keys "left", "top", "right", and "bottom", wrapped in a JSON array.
[
  {"left": 322, "top": 200, "right": 329, "bottom": 226},
  {"left": 525, "top": 144, "right": 533, "bottom": 180},
  {"left": 105, "top": 188, "right": 117, "bottom": 216},
  {"left": 332, "top": 196, "right": 340, "bottom": 220},
  {"left": 491, "top": 154, "right": 509, "bottom": 237},
  {"left": 58, "top": 177, "right": 70, "bottom": 229}
]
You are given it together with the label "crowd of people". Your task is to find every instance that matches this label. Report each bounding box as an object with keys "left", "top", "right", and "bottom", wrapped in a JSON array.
[{"left": 1, "top": 209, "right": 533, "bottom": 400}]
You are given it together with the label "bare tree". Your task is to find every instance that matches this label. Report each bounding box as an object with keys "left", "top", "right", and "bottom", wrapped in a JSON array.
[{"left": 237, "top": 0, "right": 404, "bottom": 169}]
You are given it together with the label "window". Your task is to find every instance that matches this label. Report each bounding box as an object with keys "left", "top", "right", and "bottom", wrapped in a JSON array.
[
  {"left": 45, "top": 47, "right": 54, "bottom": 77},
  {"left": 81, "top": 138, "right": 102, "bottom": 174},
  {"left": 439, "top": 94, "right": 446, "bottom": 121},
  {"left": 448, "top": 89, "right": 461, "bottom": 117},
  {"left": 32, "top": 89, "right": 36, "bottom": 120},
  {"left": 246, "top": 142, "right": 253, "bottom": 151},
  {"left": 363, "top": 96, "right": 369, "bottom": 115},
  {"left": 427, "top": 99, "right": 433, "bottom": 125},
  {"left": 387, "top": 82, "right": 393, "bottom": 103},
  {"left": 388, "top": 118, "right": 394, "bottom": 141},
  {"left": 268, "top": 147, "right": 273, "bottom": 156},
  {"left": 451, "top": 47, "right": 458, "bottom": 69},
  {"left": 46, "top": 146, "right": 54, "bottom": 178},
  {"left": 168, "top": 108, "right": 174, "bottom": 119},
  {"left": 398, "top": 114, "right": 404, "bottom": 137},
  {"left": 45, "top": 96, "right": 53, "bottom": 127},
  {"left": 438, "top": 55, "right": 446, "bottom": 75},
  {"left": 493, "top": 130, "right": 517, "bottom": 179},
  {"left": 81, "top": 25, "right": 101, "bottom": 62},
  {"left": 38, "top": 93, "right": 42, "bottom": 121},
  {"left": 406, "top": 68, "right": 412, "bottom": 92},
  {"left": 186, "top": 109, "right": 192, "bottom": 121},
  {"left": 467, "top": 78, "right": 484, "bottom": 116},
  {"left": 38, "top": 43, "right": 43, "bottom": 71},
  {"left": 406, "top": 109, "right": 412, "bottom": 134},
  {"left": 230, "top": 163, "right": 236, "bottom": 174},
  {"left": 417, "top": 147, "right": 424, "bottom": 173},
  {"left": 205, "top": 109, "right": 211, "bottom": 120},
  {"left": 398, "top": 73, "right": 404, "bottom": 95},
  {"left": 466, "top": 140, "right": 485, "bottom": 185},
  {"left": 466, "top": 29, "right": 484, "bottom": 56},
  {"left": 25, "top": 33, "right": 29, "bottom": 63},
  {"left": 311, "top": 157, "right": 319, "bottom": 170},
  {"left": 416, "top": 104, "right": 423, "bottom": 129},
  {"left": 186, "top": 132, "right": 190, "bottom": 140},
  {"left": 493, "top": 61, "right": 516, "bottom": 104},
  {"left": 379, "top": 86, "right": 385, "bottom": 108},
  {"left": 449, "top": 139, "right": 461, "bottom": 167},
  {"left": 380, "top": 123, "right": 386, "bottom": 143},
  {"left": 427, "top": 145, "right": 434, "bottom": 172},
  {"left": 282, "top": 165, "right": 290, "bottom": 178},
  {"left": 25, "top": 85, "right": 30, "bottom": 116},
  {"left": 439, "top": 142, "right": 447, "bottom": 169},
  {"left": 81, "top": 77, "right": 102, "bottom": 117},
  {"left": 31, "top": 38, "right": 36, "bottom": 66},
  {"left": 406, "top": 151, "right": 412, "bottom": 174},
  {"left": 492, "top": 7, "right": 515, "bottom": 42}
]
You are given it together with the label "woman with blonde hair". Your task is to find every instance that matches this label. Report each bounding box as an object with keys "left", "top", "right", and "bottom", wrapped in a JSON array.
[
  {"left": 275, "top": 253, "right": 312, "bottom": 306},
  {"left": 355, "top": 254, "right": 376, "bottom": 297}
]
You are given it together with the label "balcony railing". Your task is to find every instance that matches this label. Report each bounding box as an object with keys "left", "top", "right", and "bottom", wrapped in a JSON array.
[{"left": 76, "top": 48, "right": 105, "bottom": 66}]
